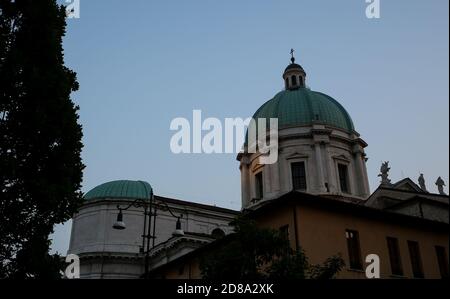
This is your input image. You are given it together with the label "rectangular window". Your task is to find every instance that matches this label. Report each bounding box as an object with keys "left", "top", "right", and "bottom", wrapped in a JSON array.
[
  {"left": 387, "top": 237, "right": 403, "bottom": 276},
  {"left": 291, "top": 162, "right": 307, "bottom": 191},
  {"left": 408, "top": 241, "right": 424, "bottom": 278},
  {"left": 346, "top": 230, "right": 362, "bottom": 270},
  {"left": 338, "top": 164, "right": 349, "bottom": 193},
  {"left": 435, "top": 246, "right": 449, "bottom": 279},
  {"left": 255, "top": 172, "right": 263, "bottom": 200}
]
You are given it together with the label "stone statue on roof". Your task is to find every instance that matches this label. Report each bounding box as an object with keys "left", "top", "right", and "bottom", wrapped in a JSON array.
[
  {"left": 378, "top": 161, "right": 391, "bottom": 185},
  {"left": 435, "top": 176, "right": 446, "bottom": 195},
  {"left": 418, "top": 173, "right": 427, "bottom": 192}
]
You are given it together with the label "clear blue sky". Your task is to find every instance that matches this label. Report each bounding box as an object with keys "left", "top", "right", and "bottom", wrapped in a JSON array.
[{"left": 51, "top": 0, "right": 449, "bottom": 254}]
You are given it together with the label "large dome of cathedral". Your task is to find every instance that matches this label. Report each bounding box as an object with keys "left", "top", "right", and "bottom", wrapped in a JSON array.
[
  {"left": 238, "top": 52, "right": 371, "bottom": 208},
  {"left": 253, "top": 88, "right": 355, "bottom": 133}
]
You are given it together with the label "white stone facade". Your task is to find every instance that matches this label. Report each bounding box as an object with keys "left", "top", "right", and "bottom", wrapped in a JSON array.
[
  {"left": 68, "top": 196, "right": 238, "bottom": 278},
  {"left": 238, "top": 123, "right": 371, "bottom": 209}
]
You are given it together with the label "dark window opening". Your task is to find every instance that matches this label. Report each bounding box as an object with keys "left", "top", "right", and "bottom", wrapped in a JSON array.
[
  {"left": 387, "top": 237, "right": 403, "bottom": 276},
  {"left": 435, "top": 246, "right": 449, "bottom": 279},
  {"left": 408, "top": 241, "right": 424, "bottom": 278},
  {"left": 346, "top": 230, "right": 363, "bottom": 270},
  {"left": 285, "top": 78, "right": 289, "bottom": 89},
  {"left": 291, "top": 75, "right": 297, "bottom": 86},
  {"left": 291, "top": 162, "right": 307, "bottom": 191},
  {"left": 255, "top": 172, "right": 263, "bottom": 200},
  {"left": 338, "top": 164, "right": 349, "bottom": 193},
  {"left": 299, "top": 76, "right": 304, "bottom": 86}
]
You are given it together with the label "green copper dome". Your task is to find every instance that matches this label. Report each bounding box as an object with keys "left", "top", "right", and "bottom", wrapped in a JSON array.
[
  {"left": 84, "top": 180, "right": 152, "bottom": 201},
  {"left": 253, "top": 88, "right": 355, "bottom": 132}
]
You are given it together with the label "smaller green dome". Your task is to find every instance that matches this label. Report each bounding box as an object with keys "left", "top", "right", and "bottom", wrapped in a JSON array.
[{"left": 84, "top": 180, "right": 152, "bottom": 201}]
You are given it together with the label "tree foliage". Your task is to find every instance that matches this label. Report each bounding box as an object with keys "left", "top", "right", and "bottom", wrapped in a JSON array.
[
  {"left": 200, "top": 217, "right": 345, "bottom": 279},
  {"left": 0, "top": 0, "right": 83, "bottom": 278}
]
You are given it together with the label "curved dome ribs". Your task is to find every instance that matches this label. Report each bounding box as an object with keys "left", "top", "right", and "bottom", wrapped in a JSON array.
[
  {"left": 252, "top": 89, "right": 355, "bottom": 133},
  {"left": 84, "top": 180, "right": 153, "bottom": 201}
]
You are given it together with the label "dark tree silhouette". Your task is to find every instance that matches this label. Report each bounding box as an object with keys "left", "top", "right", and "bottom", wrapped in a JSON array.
[
  {"left": 200, "top": 217, "right": 345, "bottom": 279},
  {"left": 0, "top": 0, "right": 83, "bottom": 278}
]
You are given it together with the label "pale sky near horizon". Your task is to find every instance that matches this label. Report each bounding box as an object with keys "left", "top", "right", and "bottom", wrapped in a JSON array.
[{"left": 51, "top": 0, "right": 449, "bottom": 254}]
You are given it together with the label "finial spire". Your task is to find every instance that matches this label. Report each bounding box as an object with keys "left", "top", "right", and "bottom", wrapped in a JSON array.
[
  {"left": 283, "top": 48, "right": 306, "bottom": 90},
  {"left": 290, "top": 48, "right": 295, "bottom": 64}
]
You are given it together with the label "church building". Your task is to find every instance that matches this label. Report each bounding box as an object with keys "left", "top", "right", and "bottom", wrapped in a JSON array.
[{"left": 68, "top": 53, "right": 449, "bottom": 279}]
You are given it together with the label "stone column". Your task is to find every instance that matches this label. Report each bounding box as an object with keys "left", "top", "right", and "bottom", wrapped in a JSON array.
[
  {"left": 278, "top": 151, "right": 290, "bottom": 192},
  {"left": 354, "top": 152, "right": 364, "bottom": 196},
  {"left": 324, "top": 144, "right": 337, "bottom": 193},
  {"left": 314, "top": 143, "right": 327, "bottom": 193},
  {"left": 269, "top": 160, "right": 280, "bottom": 194},
  {"left": 352, "top": 145, "right": 370, "bottom": 198},
  {"left": 240, "top": 160, "right": 251, "bottom": 209},
  {"left": 360, "top": 153, "right": 370, "bottom": 196}
]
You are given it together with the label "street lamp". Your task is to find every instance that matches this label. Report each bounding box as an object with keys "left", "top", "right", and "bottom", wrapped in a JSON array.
[
  {"left": 173, "top": 217, "right": 185, "bottom": 237},
  {"left": 112, "top": 209, "right": 126, "bottom": 230},
  {"left": 112, "top": 193, "right": 184, "bottom": 278}
]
